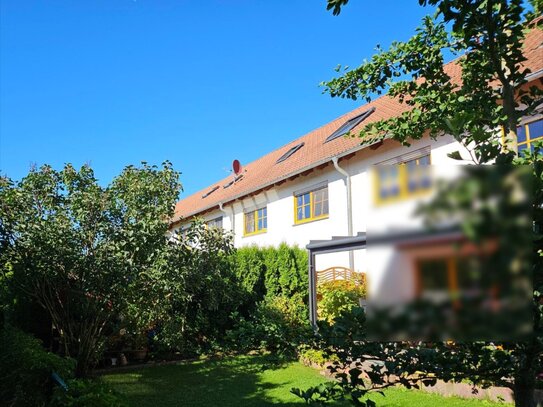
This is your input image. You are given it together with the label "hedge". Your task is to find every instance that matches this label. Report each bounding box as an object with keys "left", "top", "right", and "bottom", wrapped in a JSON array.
[{"left": 232, "top": 243, "right": 308, "bottom": 310}]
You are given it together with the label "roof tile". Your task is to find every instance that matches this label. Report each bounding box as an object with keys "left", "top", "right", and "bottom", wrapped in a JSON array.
[{"left": 173, "top": 26, "right": 543, "bottom": 223}]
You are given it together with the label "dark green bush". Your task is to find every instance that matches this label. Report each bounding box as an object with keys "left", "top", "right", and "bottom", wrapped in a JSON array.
[
  {"left": 234, "top": 244, "right": 307, "bottom": 302},
  {"left": 261, "top": 244, "right": 308, "bottom": 300},
  {"left": 225, "top": 296, "right": 313, "bottom": 355},
  {"left": 0, "top": 327, "right": 75, "bottom": 407},
  {"left": 147, "top": 222, "right": 241, "bottom": 356},
  {"left": 232, "top": 245, "right": 266, "bottom": 309},
  {"left": 50, "top": 379, "right": 127, "bottom": 407},
  {"left": 224, "top": 244, "right": 311, "bottom": 355},
  {"left": 114, "top": 242, "right": 309, "bottom": 358}
]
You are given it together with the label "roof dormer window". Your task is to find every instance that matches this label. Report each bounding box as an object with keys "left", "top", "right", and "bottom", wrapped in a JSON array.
[
  {"left": 324, "top": 107, "right": 375, "bottom": 144},
  {"left": 276, "top": 142, "right": 305, "bottom": 164},
  {"left": 202, "top": 186, "right": 219, "bottom": 199}
]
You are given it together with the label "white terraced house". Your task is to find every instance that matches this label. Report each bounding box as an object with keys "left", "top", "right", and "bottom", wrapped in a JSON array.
[{"left": 171, "top": 26, "right": 543, "bottom": 324}]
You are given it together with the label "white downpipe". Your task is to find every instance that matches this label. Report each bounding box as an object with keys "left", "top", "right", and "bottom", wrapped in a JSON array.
[
  {"left": 218, "top": 202, "right": 235, "bottom": 240},
  {"left": 332, "top": 156, "right": 354, "bottom": 270}
]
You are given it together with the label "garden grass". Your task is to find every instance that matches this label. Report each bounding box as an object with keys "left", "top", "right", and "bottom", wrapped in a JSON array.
[
  {"left": 102, "top": 355, "right": 512, "bottom": 407},
  {"left": 366, "top": 387, "right": 512, "bottom": 407}
]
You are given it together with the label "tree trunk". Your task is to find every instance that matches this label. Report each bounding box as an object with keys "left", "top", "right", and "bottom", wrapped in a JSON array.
[
  {"left": 75, "top": 358, "right": 90, "bottom": 378},
  {"left": 513, "top": 379, "right": 535, "bottom": 407},
  {"left": 501, "top": 82, "right": 519, "bottom": 154},
  {"left": 71, "top": 336, "right": 97, "bottom": 377},
  {"left": 513, "top": 344, "right": 537, "bottom": 407}
]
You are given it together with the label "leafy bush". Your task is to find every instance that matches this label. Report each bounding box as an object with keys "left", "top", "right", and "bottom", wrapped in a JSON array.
[
  {"left": 0, "top": 327, "right": 75, "bottom": 407},
  {"left": 298, "top": 347, "right": 339, "bottom": 367},
  {"left": 142, "top": 221, "right": 240, "bottom": 356},
  {"left": 266, "top": 292, "right": 308, "bottom": 325},
  {"left": 232, "top": 245, "right": 266, "bottom": 312},
  {"left": 223, "top": 244, "right": 311, "bottom": 356},
  {"left": 226, "top": 297, "right": 313, "bottom": 355},
  {"left": 317, "top": 305, "right": 367, "bottom": 348},
  {"left": 317, "top": 280, "right": 366, "bottom": 323},
  {"left": 50, "top": 379, "right": 127, "bottom": 407},
  {"left": 235, "top": 243, "right": 308, "bottom": 304},
  {"left": 108, "top": 241, "right": 309, "bottom": 359}
]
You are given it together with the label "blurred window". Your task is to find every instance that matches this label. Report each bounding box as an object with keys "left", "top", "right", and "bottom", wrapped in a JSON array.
[{"left": 375, "top": 155, "right": 432, "bottom": 204}]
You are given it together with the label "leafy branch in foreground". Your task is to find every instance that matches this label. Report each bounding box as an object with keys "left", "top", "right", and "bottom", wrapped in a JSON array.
[
  {"left": 323, "top": 0, "right": 542, "bottom": 164},
  {"left": 292, "top": 1, "right": 543, "bottom": 407}
]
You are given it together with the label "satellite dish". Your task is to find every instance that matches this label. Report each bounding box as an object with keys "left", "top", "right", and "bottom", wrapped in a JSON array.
[{"left": 233, "top": 159, "right": 242, "bottom": 175}]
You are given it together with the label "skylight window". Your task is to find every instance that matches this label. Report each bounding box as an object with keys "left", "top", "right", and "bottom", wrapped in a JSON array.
[
  {"left": 276, "top": 142, "right": 305, "bottom": 164},
  {"left": 202, "top": 186, "right": 219, "bottom": 199},
  {"left": 223, "top": 174, "right": 244, "bottom": 189},
  {"left": 324, "top": 107, "right": 375, "bottom": 144}
]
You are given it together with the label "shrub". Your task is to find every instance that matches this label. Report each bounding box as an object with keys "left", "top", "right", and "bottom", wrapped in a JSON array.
[
  {"left": 232, "top": 246, "right": 266, "bottom": 310},
  {"left": 298, "top": 347, "right": 339, "bottom": 367},
  {"left": 317, "top": 280, "right": 366, "bottom": 323},
  {"left": 50, "top": 379, "right": 127, "bottom": 407},
  {"left": 262, "top": 244, "right": 308, "bottom": 300},
  {"left": 223, "top": 244, "right": 311, "bottom": 356},
  {"left": 113, "top": 243, "right": 310, "bottom": 358},
  {"left": 236, "top": 244, "right": 308, "bottom": 304},
  {"left": 266, "top": 292, "right": 308, "bottom": 325},
  {"left": 0, "top": 327, "right": 75, "bottom": 407},
  {"left": 225, "top": 297, "right": 313, "bottom": 355},
  {"left": 144, "top": 221, "right": 240, "bottom": 356}
]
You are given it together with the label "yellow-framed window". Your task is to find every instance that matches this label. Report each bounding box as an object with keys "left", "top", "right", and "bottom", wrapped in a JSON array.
[
  {"left": 244, "top": 207, "right": 267, "bottom": 236},
  {"left": 416, "top": 256, "right": 486, "bottom": 298},
  {"left": 294, "top": 186, "right": 329, "bottom": 224},
  {"left": 374, "top": 155, "right": 431, "bottom": 205},
  {"left": 517, "top": 118, "right": 543, "bottom": 155},
  {"left": 416, "top": 258, "right": 457, "bottom": 297}
]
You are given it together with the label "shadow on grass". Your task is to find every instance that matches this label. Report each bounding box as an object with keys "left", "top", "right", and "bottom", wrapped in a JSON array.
[{"left": 104, "top": 354, "right": 326, "bottom": 407}]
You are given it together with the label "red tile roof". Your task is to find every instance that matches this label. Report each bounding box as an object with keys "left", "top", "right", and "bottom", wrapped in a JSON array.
[{"left": 173, "top": 26, "right": 543, "bottom": 224}]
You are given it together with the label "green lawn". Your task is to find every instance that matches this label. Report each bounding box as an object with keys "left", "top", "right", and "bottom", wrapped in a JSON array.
[
  {"left": 103, "top": 355, "right": 512, "bottom": 407},
  {"left": 366, "top": 387, "right": 510, "bottom": 407}
]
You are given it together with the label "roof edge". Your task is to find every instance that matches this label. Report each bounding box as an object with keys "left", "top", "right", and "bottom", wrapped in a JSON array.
[{"left": 171, "top": 138, "right": 381, "bottom": 225}]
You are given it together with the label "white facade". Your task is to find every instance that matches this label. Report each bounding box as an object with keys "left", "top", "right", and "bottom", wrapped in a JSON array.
[{"left": 175, "top": 133, "right": 472, "bottom": 284}]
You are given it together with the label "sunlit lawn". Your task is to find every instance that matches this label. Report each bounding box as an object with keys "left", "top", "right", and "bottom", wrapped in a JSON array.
[{"left": 103, "top": 355, "right": 512, "bottom": 407}]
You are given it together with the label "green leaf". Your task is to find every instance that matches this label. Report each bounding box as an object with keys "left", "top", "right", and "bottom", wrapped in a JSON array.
[{"left": 447, "top": 151, "right": 463, "bottom": 160}]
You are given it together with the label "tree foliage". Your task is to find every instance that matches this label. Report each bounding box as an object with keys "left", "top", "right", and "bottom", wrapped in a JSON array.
[
  {"left": 292, "top": 1, "right": 543, "bottom": 406},
  {"left": 149, "top": 220, "right": 237, "bottom": 355},
  {"left": 0, "top": 162, "right": 181, "bottom": 376},
  {"left": 0, "top": 162, "right": 312, "bottom": 372},
  {"left": 324, "top": 0, "right": 542, "bottom": 164}
]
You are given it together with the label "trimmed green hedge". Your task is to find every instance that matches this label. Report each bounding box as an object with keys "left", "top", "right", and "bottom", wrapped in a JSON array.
[
  {"left": 227, "top": 244, "right": 311, "bottom": 353},
  {"left": 233, "top": 243, "right": 308, "bottom": 308}
]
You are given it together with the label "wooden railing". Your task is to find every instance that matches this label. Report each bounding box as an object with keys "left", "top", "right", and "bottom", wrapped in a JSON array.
[{"left": 316, "top": 266, "right": 365, "bottom": 286}]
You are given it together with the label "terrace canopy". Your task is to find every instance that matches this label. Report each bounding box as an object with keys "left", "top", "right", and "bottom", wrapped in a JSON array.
[{"left": 306, "top": 232, "right": 367, "bottom": 327}]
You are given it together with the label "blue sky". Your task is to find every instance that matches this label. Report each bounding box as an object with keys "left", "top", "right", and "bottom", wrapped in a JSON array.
[{"left": 0, "top": 0, "right": 432, "bottom": 198}]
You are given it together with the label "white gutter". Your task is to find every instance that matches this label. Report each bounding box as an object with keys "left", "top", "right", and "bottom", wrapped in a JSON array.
[
  {"left": 332, "top": 156, "right": 354, "bottom": 270},
  {"left": 175, "top": 139, "right": 384, "bottom": 223},
  {"left": 175, "top": 66, "right": 543, "bottom": 224}
]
